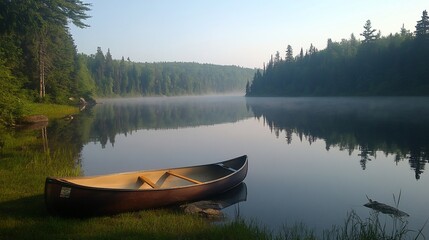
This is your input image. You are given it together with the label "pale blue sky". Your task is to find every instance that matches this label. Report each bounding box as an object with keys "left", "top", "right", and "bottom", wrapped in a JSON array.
[{"left": 70, "top": 0, "right": 427, "bottom": 68}]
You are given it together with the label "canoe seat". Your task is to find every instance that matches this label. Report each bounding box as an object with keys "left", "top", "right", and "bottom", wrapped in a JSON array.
[
  {"left": 136, "top": 175, "right": 157, "bottom": 189},
  {"left": 166, "top": 171, "right": 203, "bottom": 184},
  {"left": 217, "top": 163, "right": 237, "bottom": 172}
]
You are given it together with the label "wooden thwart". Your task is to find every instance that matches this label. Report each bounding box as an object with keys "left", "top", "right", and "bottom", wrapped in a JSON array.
[
  {"left": 167, "top": 171, "right": 203, "bottom": 184},
  {"left": 137, "top": 175, "right": 157, "bottom": 189}
]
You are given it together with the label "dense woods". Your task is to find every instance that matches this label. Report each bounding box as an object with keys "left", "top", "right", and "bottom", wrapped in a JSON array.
[
  {"left": 81, "top": 48, "right": 254, "bottom": 97},
  {"left": 0, "top": 1, "right": 253, "bottom": 126},
  {"left": 0, "top": 0, "right": 91, "bottom": 125},
  {"left": 247, "top": 11, "right": 429, "bottom": 96}
]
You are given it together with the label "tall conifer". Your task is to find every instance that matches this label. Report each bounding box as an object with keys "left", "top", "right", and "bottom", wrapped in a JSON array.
[{"left": 415, "top": 10, "right": 429, "bottom": 38}]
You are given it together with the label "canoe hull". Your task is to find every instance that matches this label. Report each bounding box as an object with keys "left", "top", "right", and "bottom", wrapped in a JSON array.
[{"left": 45, "top": 155, "right": 248, "bottom": 216}]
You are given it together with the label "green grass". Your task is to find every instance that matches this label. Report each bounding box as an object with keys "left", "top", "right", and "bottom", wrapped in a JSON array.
[
  {"left": 24, "top": 103, "right": 79, "bottom": 119},
  {"left": 0, "top": 127, "right": 425, "bottom": 239}
]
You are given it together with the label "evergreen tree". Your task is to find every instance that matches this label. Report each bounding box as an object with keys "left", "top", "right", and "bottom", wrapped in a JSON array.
[
  {"left": 299, "top": 48, "right": 304, "bottom": 60},
  {"left": 45, "top": 25, "right": 78, "bottom": 102},
  {"left": 274, "top": 51, "right": 281, "bottom": 63},
  {"left": 308, "top": 43, "right": 317, "bottom": 55},
  {"left": 400, "top": 24, "right": 411, "bottom": 37},
  {"left": 0, "top": 58, "right": 24, "bottom": 125},
  {"left": 361, "top": 20, "right": 377, "bottom": 43},
  {"left": 415, "top": 10, "right": 429, "bottom": 38},
  {"left": 75, "top": 54, "right": 95, "bottom": 99},
  {"left": 93, "top": 47, "right": 105, "bottom": 95},
  {"left": 119, "top": 57, "right": 128, "bottom": 94},
  {"left": 286, "top": 45, "right": 294, "bottom": 62}
]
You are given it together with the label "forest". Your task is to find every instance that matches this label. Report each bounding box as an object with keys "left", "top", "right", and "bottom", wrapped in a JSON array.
[
  {"left": 0, "top": 0, "right": 91, "bottom": 125},
  {"left": 246, "top": 11, "right": 429, "bottom": 96},
  {"left": 81, "top": 48, "right": 254, "bottom": 97},
  {"left": 0, "top": 1, "right": 253, "bottom": 127}
]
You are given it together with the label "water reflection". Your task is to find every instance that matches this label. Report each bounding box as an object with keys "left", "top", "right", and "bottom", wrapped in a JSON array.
[
  {"left": 78, "top": 96, "right": 429, "bottom": 179},
  {"left": 246, "top": 97, "right": 429, "bottom": 179},
  {"left": 87, "top": 96, "right": 252, "bottom": 148},
  {"left": 182, "top": 183, "right": 247, "bottom": 221}
]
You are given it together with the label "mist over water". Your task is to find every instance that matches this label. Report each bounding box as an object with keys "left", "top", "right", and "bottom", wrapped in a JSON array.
[{"left": 78, "top": 96, "right": 429, "bottom": 235}]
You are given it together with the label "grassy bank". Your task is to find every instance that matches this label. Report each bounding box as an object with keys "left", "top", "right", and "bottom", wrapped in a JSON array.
[{"left": 24, "top": 103, "right": 79, "bottom": 119}]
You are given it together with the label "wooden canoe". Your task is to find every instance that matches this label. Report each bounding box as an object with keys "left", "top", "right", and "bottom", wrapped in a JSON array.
[{"left": 44, "top": 155, "right": 248, "bottom": 216}]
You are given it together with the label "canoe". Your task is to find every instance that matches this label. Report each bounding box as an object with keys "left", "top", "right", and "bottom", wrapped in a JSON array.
[{"left": 44, "top": 155, "right": 248, "bottom": 216}]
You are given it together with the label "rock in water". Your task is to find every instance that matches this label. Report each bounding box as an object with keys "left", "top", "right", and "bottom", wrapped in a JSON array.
[
  {"left": 182, "top": 204, "right": 203, "bottom": 214},
  {"left": 201, "top": 209, "right": 224, "bottom": 219},
  {"left": 184, "top": 201, "right": 222, "bottom": 210},
  {"left": 180, "top": 201, "right": 224, "bottom": 218}
]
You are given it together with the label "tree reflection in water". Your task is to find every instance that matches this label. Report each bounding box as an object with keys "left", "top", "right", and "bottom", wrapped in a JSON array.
[{"left": 246, "top": 97, "right": 429, "bottom": 179}]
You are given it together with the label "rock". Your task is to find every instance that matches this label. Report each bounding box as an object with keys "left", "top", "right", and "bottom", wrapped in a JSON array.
[
  {"left": 182, "top": 204, "right": 203, "bottom": 214},
  {"left": 180, "top": 201, "right": 224, "bottom": 219},
  {"left": 201, "top": 209, "right": 224, "bottom": 219},
  {"left": 185, "top": 201, "right": 222, "bottom": 210}
]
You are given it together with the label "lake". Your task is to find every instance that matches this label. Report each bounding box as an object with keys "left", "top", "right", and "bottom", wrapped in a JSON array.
[{"left": 71, "top": 96, "right": 429, "bottom": 234}]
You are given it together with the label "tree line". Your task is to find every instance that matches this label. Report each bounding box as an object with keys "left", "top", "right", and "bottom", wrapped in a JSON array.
[
  {"left": 81, "top": 48, "right": 254, "bottom": 97},
  {"left": 0, "top": 1, "right": 254, "bottom": 126},
  {"left": 246, "top": 11, "right": 429, "bottom": 96}
]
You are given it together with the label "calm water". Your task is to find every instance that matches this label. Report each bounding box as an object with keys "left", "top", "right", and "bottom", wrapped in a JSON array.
[{"left": 78, "top": 96, "right": 429, "bottom": 234}]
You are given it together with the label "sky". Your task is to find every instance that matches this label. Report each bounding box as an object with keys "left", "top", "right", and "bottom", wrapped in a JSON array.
[{"left": 70, "top": 0, "right": 428, "bottom": 69}]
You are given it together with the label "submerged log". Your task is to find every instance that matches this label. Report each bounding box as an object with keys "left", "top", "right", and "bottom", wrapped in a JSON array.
[{"left": 364, "top": 199, "right": 409, "bottom": 217}]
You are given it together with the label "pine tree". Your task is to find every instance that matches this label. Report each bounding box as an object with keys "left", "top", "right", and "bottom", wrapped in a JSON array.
[
  {"left": 415, "top": 10, "right": 429, "bottom": 39},
  {"left": 274, "top": 51, "right": 281, "bottom": 63},
  {"left": 94, "top": 47, "right": 105, "bottom": 95},
  {"left": 286, "top": 45, "right": 294, "bottom": 62},
  {"left": 308, "top": 44, "right": 317, "bottom": 55},
  {"left": 400, "top": 24, "right": 410, "bottom": 37},
  {"left": 360, "top": 20, "right": 377, "bottom": 43}
]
